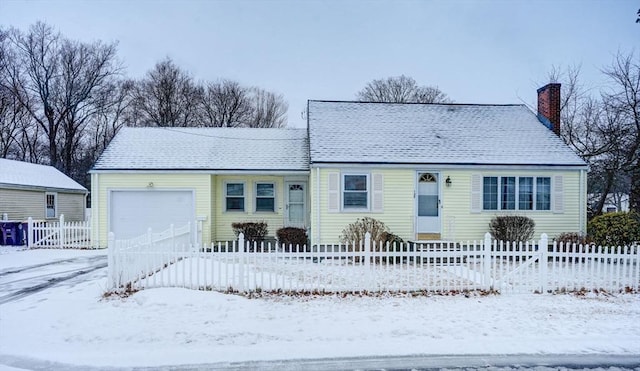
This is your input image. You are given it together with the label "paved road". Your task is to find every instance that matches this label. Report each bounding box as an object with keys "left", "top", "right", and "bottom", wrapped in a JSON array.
[
  {"left": 155, "top": 354, "right": 640, "bottom": 371},
  {"left": 1, "top": 353, "right": 639, "bottom": 371},
  {"left": 0, "top": 254, "right": 107, "bottom": 305}
]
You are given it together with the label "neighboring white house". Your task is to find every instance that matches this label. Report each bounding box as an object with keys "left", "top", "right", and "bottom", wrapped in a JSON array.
[
  {"left": 588, "top": 193, "right": 630, "bottom": 213},
  {"left": 0, "top": 158, "right": 88, "bottom": 222}
]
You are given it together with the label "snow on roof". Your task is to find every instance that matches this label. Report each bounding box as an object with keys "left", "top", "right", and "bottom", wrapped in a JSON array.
[
  {"left": 308, "top": 101, "right": 587, "bottom": 167},
  {"left": 0, "top": 158, "right": 87, "bottom": 192},
  {"left": 92, "top": 127, "right": 310, "bottom": 171}
]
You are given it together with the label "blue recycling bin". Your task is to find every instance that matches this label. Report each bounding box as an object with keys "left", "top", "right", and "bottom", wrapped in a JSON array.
[{"left": 1, "top": 221, "right": 26, "bottom": 246}]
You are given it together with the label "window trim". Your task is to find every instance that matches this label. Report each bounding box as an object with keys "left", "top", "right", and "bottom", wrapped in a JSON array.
[
  {"left": 482, "top": 176, "right": 552, "bottom": 212},
  {"left": 224, "top": 181, "right": 246, "bottom": 212},
  {"left": 341, "top": 173, "right": 370, "bottom": 211},
  {"left": 254, "top": 182, "right": 276, "bottom": 213},
  {"left": 45, "top": 192, "right": 57, "bottom": 219}
]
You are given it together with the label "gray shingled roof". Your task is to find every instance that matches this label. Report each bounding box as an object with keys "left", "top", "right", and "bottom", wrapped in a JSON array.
[
  {"left": 307, "top": 101, "right": 587, "bottom": 167},
  {"left": 0, "top": 158, "right": 87, "bottom": 192},
  {"left": 92, "top": 127, "right": 309, "bottom": 171}
]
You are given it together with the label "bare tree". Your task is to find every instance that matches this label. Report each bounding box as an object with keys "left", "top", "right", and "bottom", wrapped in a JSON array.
[
  {"left": 131, "top": 57, "right": 202, "bottom": 127},
  {"left": 87, "top": 79, "right": 134, "bottom": 159},
  {"left": 199, "top": 79, "right": 252, "bottom": 127},
  {"left": 356, "top": 75, "right": 451, "bottom": 103},
  {"left": 0, "top": 85, "right": 31, "bottom": 158},
  {"left": 1, "top": 23, "right": 60, "bottom": 166},
  {"left": 548, "top": 65, "right": 630, "bottom": 216},
  {"left": 247, "top": 88, "right": 287, "bottom": 128},
  {"left": 0, "top": 22, "right": 121, "bottom": 181},
  {"left": 199, "top": 80, "right": 288, "bottom": 128},
  {"left": 67, "top": 79, "right": 134, "bottom": 185},
  {"left": 601, "top": 52, "right": 640, "bottom": 213},
  {"left": 56, "top": 38, "right": 121, "bottom": 175}
]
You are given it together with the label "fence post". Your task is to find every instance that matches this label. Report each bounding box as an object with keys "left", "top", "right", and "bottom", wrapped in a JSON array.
[
  {"left": 187, "top": 221, "right": 192, "bottom": 252},
  {"left": 539, "top": 233, "right": 548, "bottom": 294},
  {"left": 635, "top": 245, "right": 640, "bottom": 292},
  {"left": 108, "top": 232, "right": 116, "bottom": 289},
  {"left": 59, "top": 214, "right": 65, "bottom": 248},
  {"left": 27, "top": 217, "right": 34, "bottom": 249},
  {"left": 147, "top": 227, "right": 153, "bottom": 246},
  {"left": 238, "top": 232, "right": 245, "bottom": 292},
  {"left": 364, "top": 232, "right": 372, "bottom": 291},
  {"left": 483, "top": 232, "right": 492, "bottom": 290},
  {"left": 364, "top": 232, "right": 371, "bottom": 268},
  {"left": 170, "top": 224, "right": 175, "bottom": 251}
]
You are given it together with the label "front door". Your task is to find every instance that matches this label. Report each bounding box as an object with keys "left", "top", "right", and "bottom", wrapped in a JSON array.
[
  {"left": 416, "top": 172, "right": 440, "bottom": 235},
  {"left": 285, "top": 181, "right": 307, "bottom": 228}
]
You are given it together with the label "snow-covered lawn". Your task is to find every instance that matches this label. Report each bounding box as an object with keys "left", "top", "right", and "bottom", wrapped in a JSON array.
[{"left": 0, "top": 247, "right": 639, "bottom": 369}]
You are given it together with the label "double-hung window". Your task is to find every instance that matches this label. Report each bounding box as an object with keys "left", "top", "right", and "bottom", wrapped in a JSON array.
[
  {"left": 482, "top": 176, "right": 551, "bottom": 211},
  {"left": 45, "top": 192, "right": 57, "bottom": 218},
  {"left": 343, "top": 174, "right": 368, "bottom": 210},
  {"left": 483, "top": 177, "right": 498, "bottom": 210},
  {"left": 225, "top": 182, "right": 245, "bottom": 211},
  {"left": 255, "top": 183, "right": 275, "bottom": 212}
]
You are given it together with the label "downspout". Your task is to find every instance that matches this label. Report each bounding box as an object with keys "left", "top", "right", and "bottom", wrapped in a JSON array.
[
  {"left": 316, "top": 166, "right": 320, "bottom": 246},
  {"left": 579, "top": 169, "right": 586, "bottom": 235},
  {"left": 91, "top": 173, "right": 99, "bottom": 249}
]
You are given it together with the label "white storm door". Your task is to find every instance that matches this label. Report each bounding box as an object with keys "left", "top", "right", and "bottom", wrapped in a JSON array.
[
  {"left": 285, "top": 182, "right": 306, "bottom": 228},
  {"left": 109, "top": 190, "right": 194, "bottom": 240},
  {"left": 416, "top": 172, "right": 440, "bottom": 234}
]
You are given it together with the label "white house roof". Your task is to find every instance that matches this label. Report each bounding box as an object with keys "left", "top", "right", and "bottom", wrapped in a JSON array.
[
  {"left": 0, "top": 158, "right": 87, "bottom": 192},
  {"left": 92, "top": 127, "right": 310, "bottom": 172},
  {"left": 307, "top": 101, "right": 587, "bottom": 167}
]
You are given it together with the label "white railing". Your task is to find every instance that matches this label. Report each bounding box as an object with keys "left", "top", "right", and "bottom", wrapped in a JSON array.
[
  {"left": 27, "top": 214, "right": 93, "bottom": 249},
  {"left": 108, "top": 223, "right": 192, "bottom": 289},
  {"left": 108, "top": 232, "right": 640, "bottom": 294}
]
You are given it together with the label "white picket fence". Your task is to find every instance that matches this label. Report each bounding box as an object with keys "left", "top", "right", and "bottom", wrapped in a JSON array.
[
  {"left": 108, "top": 230, "right": 640, "bottom": 294},
  {"left": 107, "top": 223, "right": 192, "bottom": 289},
  {"left": 27, "top": 214, "right": 93, "bottom": 249}
]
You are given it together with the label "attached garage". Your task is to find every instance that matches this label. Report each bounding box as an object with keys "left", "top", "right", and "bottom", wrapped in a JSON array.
[{"left": 109, "top": 190, "right": 194, "bottom": 240}]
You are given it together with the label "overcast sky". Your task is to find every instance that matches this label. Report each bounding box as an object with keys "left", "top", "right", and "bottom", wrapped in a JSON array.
[{"left": 1, "top": 0, "right": 638, "bottom": 127}]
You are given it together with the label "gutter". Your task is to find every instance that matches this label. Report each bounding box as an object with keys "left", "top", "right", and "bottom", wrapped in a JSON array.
[{"left": 0, "top": 183, "right": 88, "bottom": 194}]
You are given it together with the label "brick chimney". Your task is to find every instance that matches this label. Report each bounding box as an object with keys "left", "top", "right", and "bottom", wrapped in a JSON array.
[{"left": 537, "top": 83, "right": 561, "bottom": 135}]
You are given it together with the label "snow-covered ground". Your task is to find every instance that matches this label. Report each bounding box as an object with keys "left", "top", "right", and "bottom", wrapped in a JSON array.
[{"left": 0, "top": 247, "right": 639, "bottom": 370}]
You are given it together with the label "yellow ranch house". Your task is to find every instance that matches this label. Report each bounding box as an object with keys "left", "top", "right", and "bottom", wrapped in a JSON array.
[{"left": 90, "top": 84, "right": 587, "bottom": 247}]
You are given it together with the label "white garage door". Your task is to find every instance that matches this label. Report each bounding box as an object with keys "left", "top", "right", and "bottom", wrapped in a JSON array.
[{"left": 110, "top": 190, "right": 194, "bottom": 240}]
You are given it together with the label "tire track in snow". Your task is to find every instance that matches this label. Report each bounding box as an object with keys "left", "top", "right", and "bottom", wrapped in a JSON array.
[{"left": 0, "top": 257, "right": 107, "bottom": 305}]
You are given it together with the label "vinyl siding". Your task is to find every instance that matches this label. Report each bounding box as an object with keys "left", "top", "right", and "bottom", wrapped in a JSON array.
[
  {"left": 0, "top": 188, "right": 85, "bottom": 221},
  {"left": 213, "top": 175, "right": 287, "bottom": 242},
  {"left": 0, "top": 188, "right": 45, "bottom": 220},
  {"left": 57, "top": 193, "right": 86, "bottom": 221},
  {"left": 442, "top": 170, "right": 586, "bottom": 241},
  {"left": 311, "top": 167, "right": 586, "bottom": 244},
  {"left": 310, "top": 168, "right": 415, "bottom": 244},
  {"left": 91, "top": 173, "right": 211, "bottom": 248}
]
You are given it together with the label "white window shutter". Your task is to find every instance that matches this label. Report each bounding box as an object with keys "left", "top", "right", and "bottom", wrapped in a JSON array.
[
  {"left": 371, "top": 173, "right": 384, "bottom": 212},
  {"left": 471, "top": 174, "right": 482, "bottom": 213},
  {"left": 553, "top": 175, "right": 564, "bottom": 214},
  {"left": 328, "top": 172, "right": 339, "bottom": 213}
]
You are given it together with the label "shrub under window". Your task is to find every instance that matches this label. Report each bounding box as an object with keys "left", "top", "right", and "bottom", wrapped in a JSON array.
[{"left": 489, "top": 215, "right": 535, "bottom": 242}]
